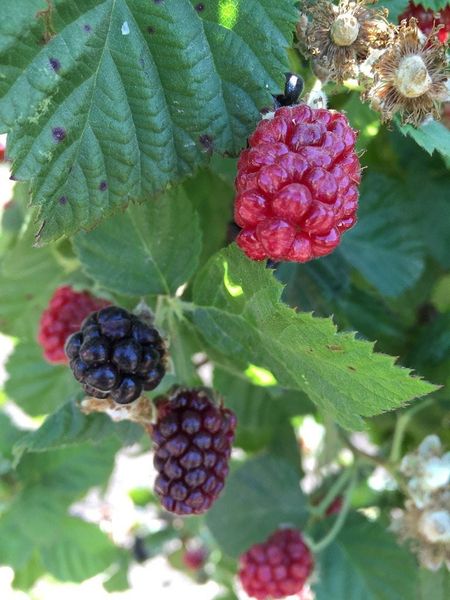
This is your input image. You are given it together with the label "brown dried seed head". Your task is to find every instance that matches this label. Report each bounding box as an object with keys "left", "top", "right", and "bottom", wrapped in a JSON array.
[
  {"left": 303, "top": 0, "right": 393, "bottom": 83},
  {"left": 363, "top": 19, "right": 449, "bottom": 126}
]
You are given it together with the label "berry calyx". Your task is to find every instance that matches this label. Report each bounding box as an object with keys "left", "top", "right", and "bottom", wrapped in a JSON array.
[
  {"left": 151, "top": 387, "right": 237, "bottom": 516},
  {"left": 65, "top": 305, "right": 167, "bottom": 403},
  {"left": 38, "top": 286, "right": 110, "bottom": 364},
  {"left": 235, "top": 104, "right": 360, "bottom": 262},
  {"left": 238, "top": 528, "right": 314, "bottom": 600}
]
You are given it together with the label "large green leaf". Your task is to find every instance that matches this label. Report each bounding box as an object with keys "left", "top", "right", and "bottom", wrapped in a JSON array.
[
  {"left": 13, "top": 400, "right": 142, "bottom": 463},
  {"left": 418, "top": 568, "right": 450, "bottom": 600},
  {"left": 206, "top": 454, "right": 307, "bottom": 557},
  {"left": 0, "top": 234, "right": 66, "bottom": 339},
  {"left": 0, "top": 0, "right": 297, "bottom": 242},
  {"left": 313, "top": 514, "right": 418, "bottom": 600},
  {"left": 5, "top": 342, "right": 80, "bottom": 416},
  {"left": 400, "top": 121, "right": 450, "bottom": 160},
  {"left": 74, "top": 187, "right": 201, "bottom": 295},
  {"left": 41, "top": 516, "right": 118, "bottom": 582},
  {"left": 340, "top": 174, "right": 425, "bottom": 297},
  {"left": 190, "top": 245, "right": 436, "bottom": 430}
]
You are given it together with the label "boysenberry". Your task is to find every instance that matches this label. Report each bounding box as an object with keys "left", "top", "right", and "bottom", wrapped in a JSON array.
[
  {"left": 151, "top": 388, "right": 236, "bottom": 516},
  {"left": 66, "top": 306, "right": 167, "bottom": 403},
  {"left": 235, "top": 104, "right": 360, "bottom": 262},
  {"left": 38, "top": 286, "right": 110, "bottom": 364},
  {"left": 238, "top": 528, "right": 314, "bottom": 600}
]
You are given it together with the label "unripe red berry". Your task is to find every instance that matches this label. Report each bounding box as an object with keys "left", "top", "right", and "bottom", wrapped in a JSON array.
[
  {"left": 235, "top": 104, "right": 360, "bottom": 262},
  {"left": 238, "top": 528, "right": 314, "bottom": 600},
  {"left": 182, "top": 547, "right": 208, "bottom": 570},
  {"left": 38, "top": 285, "right": 110, "bottom": 364}
]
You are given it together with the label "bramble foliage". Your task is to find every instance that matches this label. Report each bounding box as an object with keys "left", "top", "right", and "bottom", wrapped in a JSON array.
[{"left": 0, "top": 1, "right": 449, "bottom": 597}]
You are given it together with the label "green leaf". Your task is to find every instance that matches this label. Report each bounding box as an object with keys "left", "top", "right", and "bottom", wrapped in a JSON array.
[
  {"left": 0, "top": 240, "right": 65, "bottom": 340},
  {"left": 214, "top": 366, "right": 310, "bottom": 463},
  {"left": 74, "top": 189, "right": 201, "bottom": 296},
  {"left": 0, "top": 0, "right": 297, "bottom": 242},
  {"left": 206, "top": 454, "right": 307, "bottom": 557},
  {"left": 184, "top": 168, "right": 234, "bottom": 267},
  {"left": 313, "top": 513, "right": 418, "bottom": 600},
  {"left": 13, "top": 400, "right": 143, "bottom": 464},
  {"left": 40, "top": 516, "right": 118, "bottom": 582},
  {"left": 399, "top": 121, "right": 450, "bottom": 159},
  {"left": 191, "top": 245, "right": 436, "bottom": 430},
  {"left": 340, "top": 173, "right": 425, "bottom": 297},
  {"left": 419, "top": 1, "right": 449, "bottom": 11},
  {"left": 16, "top": 440, "right": 117, "bottom": 500},
  {"left": 5, "top": 342, "right": 80, "bottom": 416},
  {"left": 12, "top": 552, "right": 44, "bottom": 591},
  {"left": 418, "top": 567, "right": 450, "bottom": 600},
  {"left": 378, "top": 1, "right": 410, "bottom": 20}
]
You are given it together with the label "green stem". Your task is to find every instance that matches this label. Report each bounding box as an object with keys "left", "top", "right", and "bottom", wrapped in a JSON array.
[
  {"left": 309, "top": 468, "right": 352, "bottom": 517},
  {"left": 309, "top": 467, "right": 357, "bottom": 554},
  {"left": 389, "top": 398, "right": 434, "bottom": 464}
]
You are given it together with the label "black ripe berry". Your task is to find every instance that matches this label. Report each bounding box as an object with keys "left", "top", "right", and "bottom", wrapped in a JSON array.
[
  {"left": 151, "top": 388, "right": 237, "bottom": 516},
  {"left": 65, "top": 306, "right": 167, "bottom": 404}
]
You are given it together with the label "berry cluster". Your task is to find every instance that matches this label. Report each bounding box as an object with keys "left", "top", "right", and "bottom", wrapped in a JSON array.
[
  {"left": 235, "top": 103, "right": 360, "bottom": 262},
  {"left": 38, "top": 285, "right": 110, "bottom": 364},
  {"left": 65, "top": 306, "right": 166, "bottom": 404},
  {"left": 151, "top": 388, "right": 237, "bottom": 516},
  {"left": 399, "top": 2, "right": 450, "bottom": 44},
  {"left": 238, "top": 528, "right": 314, "bottom": 600}
]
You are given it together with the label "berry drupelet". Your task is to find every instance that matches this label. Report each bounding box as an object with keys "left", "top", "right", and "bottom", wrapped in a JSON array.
[
  {"left": 38, "top": 285, "right": 110, "bottom": 364},
  {"left": 238, "top": 528, "right": 314, "bottom": 600},
  {"left": 65, "top": 306, "right": 167, "bottom": 404},
  {"left": 151, "top": 388, "right": 237, "bottom": 516},
  {"left": 235, "top": 103, "right": 361, "bottom": 263}
]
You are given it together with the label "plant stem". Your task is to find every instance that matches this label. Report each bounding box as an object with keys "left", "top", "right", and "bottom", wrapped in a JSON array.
[
  {"left": 309, "top": 468, "right": 352, "bottom": 517},
  {"left": 389, "top": 398, "right": 434, "bottom": 464},
  {"left": 309, "top": 467, "right": 357, "bottom": 554}
]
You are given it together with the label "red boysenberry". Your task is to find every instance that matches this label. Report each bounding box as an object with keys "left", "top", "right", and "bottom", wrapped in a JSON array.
[
  {"left": 182, "top": 547, "right": 208, "bottom": 570},
  {"left": 235, "top": 104, "right": 360, "bottom": 262},
  {"left": 38, "top": 286, "right": 110, "bottom": 364},
  {"left": 0, "top": 143, "right": 5, "bottom": 162},
  {"left": 238, "top": 528, "right": 314, "bottom": 600},
  {"left": 66, "top": 306, "right": 167, "bottom": 403},
  {"left": 151, "top": 388, "right": 237, "bottom": 516},
  {"left": 399, "top": 2, "right": 450, "bottom": 44},
  {"left": 326, "top": 496, "right": 343, "bottom": 516}
]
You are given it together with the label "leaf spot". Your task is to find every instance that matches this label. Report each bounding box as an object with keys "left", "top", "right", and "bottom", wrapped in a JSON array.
[
  {"left": 49, "top": 57, "right": 60, "bottom": 72},
  {"left": 327, "top": 344, "right": 344, "bottom": 352},
  {"left": 83, "top": 24, "right": 92, "bottom": 33},
  {"left": 147, "top": 25, "right": 155, "bottom": 34},
  {"left": 52, "top": 127, "right": 66, "bottom": 142},
  {"left": 195, "top": 3, "right": 205, "bottom": 11},
  {"left": 58, "top": 195, "right": 68, "bottom": 205},
  {"left": 199, "top": 134, "right": 213, "bottom": 153},
  {"left": 348, "top": 366, "right": 357, "bottom": 372},
  {"left": 99, "top": 181, "right": 108, "bottom": 191},
  {"left": 121, "top": 21, "right": 130, "bottom": 35}
]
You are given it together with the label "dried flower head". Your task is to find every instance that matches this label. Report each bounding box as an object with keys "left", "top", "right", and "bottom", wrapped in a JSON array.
[
  {"left": 302, "top": 0, "right": 393, "bottom": 82},
  {"left": 363, "top": 19, "right": 449, "bottom": 126}
]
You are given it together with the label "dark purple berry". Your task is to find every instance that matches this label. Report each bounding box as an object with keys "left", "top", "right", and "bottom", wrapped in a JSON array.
[
  {"left": 82, "top": 383, "right": 110, "bottom": 399},
  {"left": 112, "top": 339, "right": 141, "bottom": 372},
  {"left": 97, "top": 306, "right": 131, "bottom": 339},
  {"left": 64, "top": 332, "right": 82, "bottom": 360},
  {"left": 66, "top": 306, "right": 167, "bottom": 403},
  {"left": 110, "top": 376, "right": 142, "bottom": 404},
  {"left": 131, "top": 321, "right": 159, "bottom": 345},
  {"left": 151, "top": 388, "right": 236, "bottom": 516},
  {"left": 79, "top": 337, "right": 110, "bottom": 365},
  {"left": 70, "top": 358, "right": 89, "bottom": 382},
  {"left": 82, "top": 324, "right": 102, "bottom": 342},
  {"left": 85, "top": 364, "right": 118, "bottom": 391}
]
